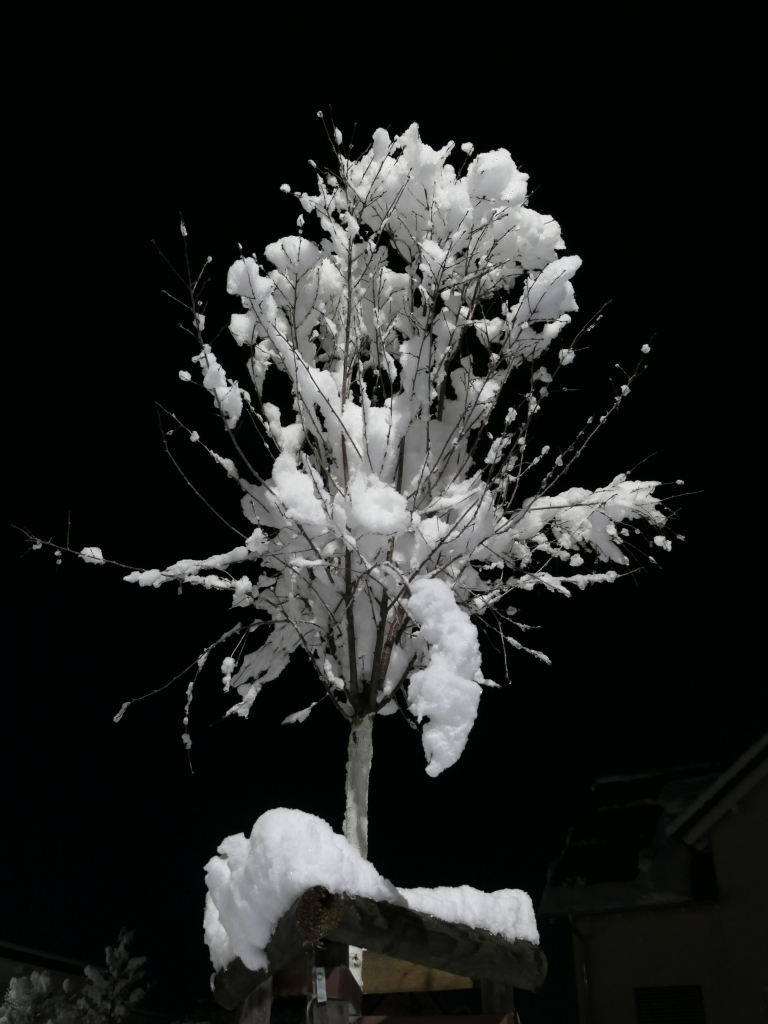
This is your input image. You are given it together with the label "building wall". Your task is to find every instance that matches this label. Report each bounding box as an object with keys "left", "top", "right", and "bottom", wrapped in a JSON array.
[
  {"left": 710, "top": 772, "right": 768, "bottom": 1024},
  {"left": 570, "top": 771, "right": 768, "bottom": 1024},
  {"left": 571, "top": 903, "right": 729, "bottom": 1024}
]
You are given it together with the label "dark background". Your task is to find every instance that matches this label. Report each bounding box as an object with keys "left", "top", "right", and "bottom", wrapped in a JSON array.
[{"left": 4, "top": 12, "right": 758, "bottom": 1023}]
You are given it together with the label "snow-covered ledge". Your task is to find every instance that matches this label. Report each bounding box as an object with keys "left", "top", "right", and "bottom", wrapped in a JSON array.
[{"left": 205, "top": 810, "right": 546, "bottom": 1012}]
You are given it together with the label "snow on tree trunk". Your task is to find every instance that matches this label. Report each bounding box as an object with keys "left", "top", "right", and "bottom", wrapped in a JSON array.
[
  {"left": 343, "top": 715, "right": 374, "bottom": 859},
  {"left": 343, "top": 714, "right": 374, "bottom": 990}
]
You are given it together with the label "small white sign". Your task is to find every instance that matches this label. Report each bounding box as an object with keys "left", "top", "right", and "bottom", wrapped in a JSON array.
[{"left": 314, "top": 966, "right": 327, "bottom": 1004}]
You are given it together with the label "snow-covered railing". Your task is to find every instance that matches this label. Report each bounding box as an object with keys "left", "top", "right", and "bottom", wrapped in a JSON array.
[
  {"left": 212, "top": 885, "right": 547, "bottom": 1012},
  {"left": 207, "top": 809, "right": 545, "bottom": 1015}
]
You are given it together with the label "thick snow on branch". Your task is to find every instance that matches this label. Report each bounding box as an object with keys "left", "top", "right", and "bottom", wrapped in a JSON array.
[
  {"left": 406, "top": 578, "right": 483, "bottom": 777},
  {"left": 193, "top": 342, "right": 251, "bottom": 428},
  {"left": 502, "top": 475, "right": 666, "bottom": 568},
  {"left": 204, "top": 808, "right": 538, "bottom": 973},
  {"left": 125, "top": 122, "right": 673, "bottom": 773}
]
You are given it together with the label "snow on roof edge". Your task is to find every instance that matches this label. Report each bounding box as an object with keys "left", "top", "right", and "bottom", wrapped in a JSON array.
[
  {"left": 593, "top": 760, "right": 723, "bottom": 786},
  {"left": 665, "top": 729, "right": 768, "bottom": 840}
]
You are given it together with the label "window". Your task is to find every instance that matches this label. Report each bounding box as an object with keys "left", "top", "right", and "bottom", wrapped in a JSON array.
[{"left": 634, "top": 985, "right": 706, "bottom": 1023}]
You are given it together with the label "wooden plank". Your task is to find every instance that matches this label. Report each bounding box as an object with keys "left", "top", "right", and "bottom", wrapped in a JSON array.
[
  {"left": 358, "top": 1017, "right": 516, "bottom": 1024},
  {"left": 480, "top": 980, "right": 515, "bottom": 1015},
  {"left": 362, "top": 950, "right": 473, "bottom": 993},
  {"left": 272, "top": 952, "right": 313, "bottom": 997},
  {"left": 310, "top": 1001, "right": 348, "bottom": 1024},
  {"left": 323, "top": 891, "right": 546, "bottom": 993},
  {"left": 214, "top": 889, "right": 315, "bottom": 1010},
  {"left": 214, "top": 886, "right": 546, "bottom": 1011},
  {"left": 239, "top": 976, "right": 272, "bottom": 1024}
]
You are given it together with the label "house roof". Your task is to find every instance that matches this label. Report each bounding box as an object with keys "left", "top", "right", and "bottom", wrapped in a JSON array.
[
  {"left": 540, "top": 728, "right": 768, "bottom": 919},
  {"left": 538, "top": 763, "right": 722, "bottom": 918},
  {"left": 665, "top": 730, "right": 768, "bottom": 848},
  {"left": 0, "top": 940, "right": 87, "bottom": 977}
]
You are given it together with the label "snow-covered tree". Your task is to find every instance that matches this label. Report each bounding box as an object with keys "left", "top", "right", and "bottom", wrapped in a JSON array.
[
  {"left": 74, "top": 927, "right": 147, "bottom": 1023},
  {"left": 20, "top": 118, "right": 677, "bottom": 859},
  {"left": 0, "top": 970, "right": 76, "bottom": 1024},
  {"left": 0, "top": 929, "right": 147, "bottom": 1024}
]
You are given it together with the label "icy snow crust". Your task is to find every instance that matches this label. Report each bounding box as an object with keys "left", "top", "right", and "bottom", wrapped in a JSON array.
[
  {"left": 204, "top": 808, "right": 539, "bottom": 973},
  {"left": 121, "top": 123, "right": 669, "bottom": 777}
]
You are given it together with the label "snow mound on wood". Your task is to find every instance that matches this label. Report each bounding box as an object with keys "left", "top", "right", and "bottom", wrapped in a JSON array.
[
  {"left": 204, "top": 808, "right": 538, "bottom": 974},
  {"left": 400, "top": 884, "right": 539, "bottom": 948}
]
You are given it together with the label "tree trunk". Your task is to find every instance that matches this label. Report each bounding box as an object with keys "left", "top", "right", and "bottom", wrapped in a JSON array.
[
  {"left": 342, "top": 714, "right": 374, "bottom": 991},
  {"left": 342, "top": 715, "right": 374, "bottom": 858}
]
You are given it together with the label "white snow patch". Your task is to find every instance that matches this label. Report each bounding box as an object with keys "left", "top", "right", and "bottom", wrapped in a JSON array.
[
  {"left": 204, "top": 808, "right": 405, "bottom": 972},
  {"left": 401, "top": 885, "right": 538, "bottom": 948},
  {"left": 204, "top": 808, "right": 538, "bottom": 975},
  {"left": 79, "top": 546, "right": 105, "bottom": 565},
  {"left": 405, "top": 578, "right": 483, "bottom": 778}
]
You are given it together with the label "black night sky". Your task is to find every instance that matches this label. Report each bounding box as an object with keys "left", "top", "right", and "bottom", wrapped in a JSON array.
[{"left": 4, "top": 14, "right": 758, "bottom": 1023}]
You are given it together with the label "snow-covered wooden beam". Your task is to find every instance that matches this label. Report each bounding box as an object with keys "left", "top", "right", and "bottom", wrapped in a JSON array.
[{"left": 213, "top": 886, "right": 547, "bottom": 1011}]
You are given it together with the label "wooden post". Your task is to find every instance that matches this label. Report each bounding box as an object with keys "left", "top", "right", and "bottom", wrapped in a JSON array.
[
  {"left": 310, "top": 940, "right": 362, "bottom": 1024},
  {"left": 239, "top": 976, "right": 272, "bottom": 1024},
  {"left": 480, "top": 979, "right": 515, "bottom": 1016}
]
